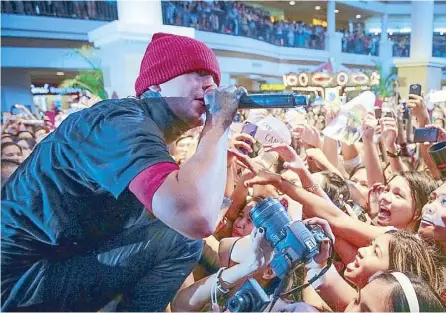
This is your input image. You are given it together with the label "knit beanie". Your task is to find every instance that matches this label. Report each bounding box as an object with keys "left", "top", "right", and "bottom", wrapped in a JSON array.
[{"left": 135, "top": 33, "right": 221, "bottom": 97}]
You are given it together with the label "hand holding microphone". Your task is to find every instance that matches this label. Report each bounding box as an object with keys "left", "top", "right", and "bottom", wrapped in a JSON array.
[{"left": 204, "top": 85, "right": 247, "bottom": 129}]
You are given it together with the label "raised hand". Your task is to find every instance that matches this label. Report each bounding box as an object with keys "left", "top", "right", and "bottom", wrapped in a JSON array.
[
  {"left": 380, "top": 116, "right": 398, "bottom": 149},
  {"left": 362, "top": 111, "right": 378, "bottom": 142},
  {"left": 228, "top": 149, "right": 281, "bottom": 187},
  {"left": 407, "top": 94, "right": 429, "bottom": 125},
  {"left": 303, "top": 217, "right": 335, "bottom": 266},
  {"left": 263, "top": 143, "right": 305, "bottom": 172},
  {"left": 425, "top": 124, "right": 446, "bottom": 142}
]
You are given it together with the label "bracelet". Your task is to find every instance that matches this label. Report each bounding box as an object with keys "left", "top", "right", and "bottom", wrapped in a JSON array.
[
  {"left": 303, "top": 183, "right": 320, "bottom": 193},
  {"left": 215, "top": 267, "right": 229, "bottom": 294}
]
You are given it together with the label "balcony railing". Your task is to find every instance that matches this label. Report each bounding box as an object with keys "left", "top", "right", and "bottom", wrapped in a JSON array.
[{"left": 1, "top": 1, "right": 118, "bottom": 21}]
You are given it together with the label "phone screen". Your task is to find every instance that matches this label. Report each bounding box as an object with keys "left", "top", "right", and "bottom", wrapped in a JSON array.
[
  {"left": 409, "top": 84, "right": 422, "bottom": 96},
  {"left": 413, "top": 128, "right": 438, "bottom": 143}
]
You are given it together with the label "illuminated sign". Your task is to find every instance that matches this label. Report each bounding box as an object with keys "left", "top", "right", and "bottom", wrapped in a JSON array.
[
  {"left": 30, "top": 84, "right": 82, "bottom": 95},
  {"left": 312, "top": 18, "right": 327, "bottom": 28},
  {"left": 260, "top": 84, "right": 286, "bottom": 91}
]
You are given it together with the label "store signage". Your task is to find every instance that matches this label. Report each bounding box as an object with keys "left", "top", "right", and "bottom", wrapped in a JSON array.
[
  {"left": 30, "top": 84, "right": 82, "bottom": 95},
  {"left": 260, "top": 83, "right": 286, "bottom": 91}
]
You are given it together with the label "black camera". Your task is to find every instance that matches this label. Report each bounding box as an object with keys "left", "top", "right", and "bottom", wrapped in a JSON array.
[
  {"left": 250, "top": 197, "right": 328, "bottom": 279},
  {"left": 227, "top": 278, "right": 270, "bottom": 312}
]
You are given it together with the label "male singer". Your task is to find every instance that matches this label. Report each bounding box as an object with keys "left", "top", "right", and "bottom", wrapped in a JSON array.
[{"left": 2, "top": 33, "right": 244, "bottom": 311}]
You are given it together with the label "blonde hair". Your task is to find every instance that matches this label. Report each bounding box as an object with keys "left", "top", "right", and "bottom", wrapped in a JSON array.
[{"left": 388, "top": 230, "right": 443, "bottom": 294}]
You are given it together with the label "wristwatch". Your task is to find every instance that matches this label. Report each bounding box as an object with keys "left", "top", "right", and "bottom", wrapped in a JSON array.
[{"left": 387, "top": 148, "right": 402, "bottom": 158}]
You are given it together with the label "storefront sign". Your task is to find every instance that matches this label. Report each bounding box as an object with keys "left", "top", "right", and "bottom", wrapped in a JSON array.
[
  {"left": 31, "top": 84, "right": 82, "bottom": 95},
  {"left": 260, "top": 83, "right": 286, "bottom": 91}
]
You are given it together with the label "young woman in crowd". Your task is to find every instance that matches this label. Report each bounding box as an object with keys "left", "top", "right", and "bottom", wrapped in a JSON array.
[
  {"left": 418, "top": 182, "right": 446, "bottom": 302},
  {"left": 1, "top": 142, "right": 23, "bottom": 164},
  {"left": 271, "top": 272, "right": 445, "bottom": 312},
  {"left": 16, "top": 138, "right": 36, "bottom": 160}
]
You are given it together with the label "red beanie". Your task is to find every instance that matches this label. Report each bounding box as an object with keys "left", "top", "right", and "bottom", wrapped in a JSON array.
[{"left": 135, "top": 33, "right": 221, "bottom": 97}]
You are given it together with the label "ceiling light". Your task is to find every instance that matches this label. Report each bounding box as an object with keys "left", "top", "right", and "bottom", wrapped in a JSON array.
[
  {"left": 335, "top": 9, "right": 339, "bottom": 13},
  {"left": 56, "top": 72, "right": 65, "bottom": 76},
  {"left": 289, "top": 1, "right": 295, "bottom": 5},
  {"left": 315, "top": 6, "right": 321, "bottom": 10},
  {"left": 356, "top": 14, "right": 361, "bottom": 19}
]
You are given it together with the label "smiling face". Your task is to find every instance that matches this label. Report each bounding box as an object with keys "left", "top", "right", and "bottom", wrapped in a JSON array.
[
  {"left": 418, "top": 183, "right": 446, "bottom": 247},
  {"left": 376, "top": 176, "right": 416, "bottom": 230},
  {"left": 344, "top": 234, "right": 391, "bottom": 288},
  {"left": 158, "top": 71, "right": 215, "bottom": 128}
]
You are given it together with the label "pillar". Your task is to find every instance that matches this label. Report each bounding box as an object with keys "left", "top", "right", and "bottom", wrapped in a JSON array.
[
  {"left": 410, "top": 0, "right": 434, "bottom": 59},
  {"left": 89, "top": 0, "right": 196, "bottom": 98},
  {"left": 325, "top": 0, "right": 336, "bottom": 54},
  {"left": 380, "top": 13, "right": 388, "bottom": 42},
  {"left": 394, "top": 0, "right": 445, "bottom": 99},
  {"left": 117, "top": 0, "right": 162, "bottom": 25},
  {"left": 379, "top": 13, "right": 393, "bottom": 75}
]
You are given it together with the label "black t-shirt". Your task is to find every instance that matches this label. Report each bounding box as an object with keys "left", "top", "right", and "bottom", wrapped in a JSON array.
[{"left": 1, "top": 97, "right": 181, "bottom": 259}]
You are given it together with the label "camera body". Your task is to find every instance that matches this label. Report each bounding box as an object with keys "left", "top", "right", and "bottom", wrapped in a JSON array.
[{"left": 250, "top": 197, "right": 327, "bottom": 279}]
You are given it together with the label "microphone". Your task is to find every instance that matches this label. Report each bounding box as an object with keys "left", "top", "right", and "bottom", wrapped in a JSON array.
[{"left": 238, "top": 93, "right": 308, "bottom": 109}]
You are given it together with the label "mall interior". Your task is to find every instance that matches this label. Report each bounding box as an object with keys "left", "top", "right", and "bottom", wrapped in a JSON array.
[{"left": 1, "top": 0, "right": 446, "bottom": 112}]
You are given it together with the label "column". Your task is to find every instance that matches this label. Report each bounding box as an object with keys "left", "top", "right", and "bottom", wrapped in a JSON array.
[
  {"left": 380, "top": 13, "right": 388, "bottom": 42},
  {"left": 394, "top": 0, "right": 445, "bottom": 99},
  {"left": 89, "top": 0, "right": 196, "bottom": 97},
  {"left": 325, "top": 0, "right": 341, "bottom": 56},
  {"left": 379, "top": 13, "right": 393, "bottom": 74},
  {"left": 117, "top": 0, "right": 162, "bottom": 25},
  {"left": 410, "top": 0, "right": 434, "bottom": 59}
]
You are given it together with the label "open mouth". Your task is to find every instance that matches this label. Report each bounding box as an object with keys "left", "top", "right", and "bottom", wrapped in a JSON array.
[
  {"left": 420, "top": 216, "right": 435, "bottom": 227},
  {"left": 378, "top": 206, "right": 391, "bottom": 219}
]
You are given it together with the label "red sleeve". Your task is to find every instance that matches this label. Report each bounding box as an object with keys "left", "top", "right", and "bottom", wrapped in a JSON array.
[{"left": 129, "top": 162, "right": 180, "bottom": 214}]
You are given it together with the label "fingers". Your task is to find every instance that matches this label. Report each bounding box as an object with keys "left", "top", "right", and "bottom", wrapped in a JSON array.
[
  {"left": 303, "top": 217, "right": 335, "bottom": 243},
  {"left": 344, "top": 203, "right": 359, "bottom": 220},
  {"left": 408, "top": 94, "right": 423, "bottom": 102},
  {"left": 233, "top": 141, "right": 253, "bottom": 153},
  {"left": 234, "top": 86, "right": 248, "bottom": 101},
  {"left": 228, "top": 149, "right": 257, "bottom": 173},
  {"left": 244, "top": 176, "right": 269, "bottom": 187},
  {"left": 234, "top": 133, "right": 256, "bottom": 145}
]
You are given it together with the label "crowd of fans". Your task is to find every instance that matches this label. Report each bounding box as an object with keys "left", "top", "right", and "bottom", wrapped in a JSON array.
[
  {"left": 164, "top": 92, "right": 446, "bottom": 312},
  {"left": 162, "top": 1, "right": 446, "bottom": 58},
  {"left": 1, "top": 0, "right": 118, "bottom": 21},
  {"left": 162, "top": 1, "right": 326, "bottom": 50},
  {"left": 342, "top": 31, "right": 380, "bottom": 56},
  {"left": 2, "top": 86, "right": 446, "bottom": 311}
]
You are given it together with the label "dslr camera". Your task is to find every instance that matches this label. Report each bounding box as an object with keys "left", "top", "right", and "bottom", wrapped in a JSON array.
[{"left": 226, "top": 197, "right": 328, "bottom": 312}]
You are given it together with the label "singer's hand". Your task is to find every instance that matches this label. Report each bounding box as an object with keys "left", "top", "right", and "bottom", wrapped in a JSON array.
[{"left": 204, "top": 85, "right": 247, "bottom": 129}]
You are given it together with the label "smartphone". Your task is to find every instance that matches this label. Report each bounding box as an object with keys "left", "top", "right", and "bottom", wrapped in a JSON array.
[
  {"left": 240, "top": 122, "right": 258, "bottom": 155},
  {"left": 413, "top": 128, "right": 439, "bottom": 143},
  {"left": 409, "top": 84, "right": 422, "bottom": 96},
  {"left": 374, "top": 107, "right": 382, "bottom": 119}
]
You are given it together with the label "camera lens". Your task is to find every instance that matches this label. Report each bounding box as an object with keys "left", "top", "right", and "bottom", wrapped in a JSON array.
[
  {"left": 227, "top": 294, "right": 252, "bottom": 312},
  {"left": 250, "top": 197, "right": 291, "bottom": 247}
]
